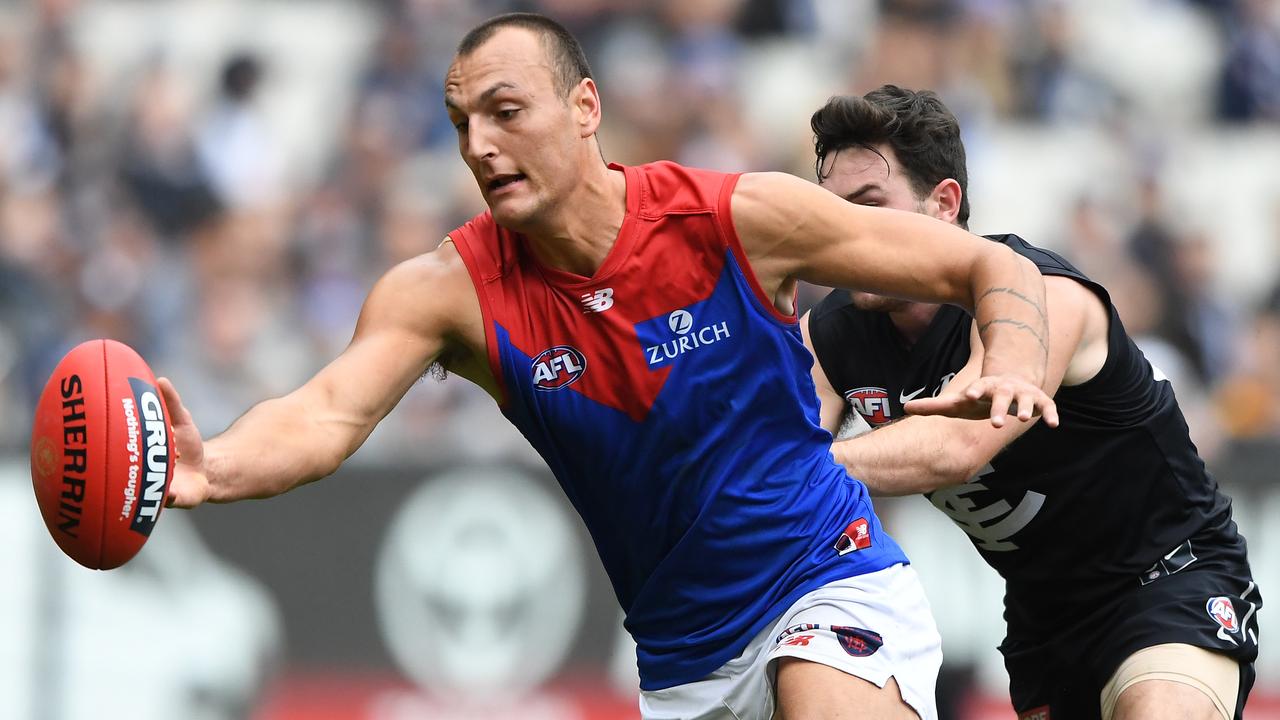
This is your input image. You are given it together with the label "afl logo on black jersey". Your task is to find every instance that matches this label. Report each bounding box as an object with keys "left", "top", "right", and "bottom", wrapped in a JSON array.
[
  {"left": 845, "top": 387, "right": 891, "bottom": 426},
  {"left": 1207, "top": 596, "right": 1239, "bottom": 634},
  {"left": 531, "top": 346, "right": 587, "bottom": 391}
]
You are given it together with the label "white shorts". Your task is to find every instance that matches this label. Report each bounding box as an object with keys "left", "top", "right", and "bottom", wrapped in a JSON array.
[{"left": 639, "top": 563, "right": 942, "bottom": 720}]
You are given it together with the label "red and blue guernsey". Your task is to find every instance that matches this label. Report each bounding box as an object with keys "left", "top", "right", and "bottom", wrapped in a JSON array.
[{"left": 448, "top": 161, "right": 907, "bottom": 690}]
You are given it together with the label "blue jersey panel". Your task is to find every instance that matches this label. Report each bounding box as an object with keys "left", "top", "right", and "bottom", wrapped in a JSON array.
[{"left": 496, "top": 249, "right": 907, "bottom": 690}]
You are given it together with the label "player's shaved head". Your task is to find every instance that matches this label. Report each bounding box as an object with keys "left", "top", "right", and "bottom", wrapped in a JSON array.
[{"left": 456, "top": 12, "right": 593, "bottom": 100}]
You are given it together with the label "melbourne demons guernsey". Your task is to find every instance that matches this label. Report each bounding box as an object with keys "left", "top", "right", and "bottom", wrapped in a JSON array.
[
  {"left": 809, "top": 235, "right": 1247, "bottom": 641},
  {"left": 448, "top": 161, "right": 907, "bottom": 690}
]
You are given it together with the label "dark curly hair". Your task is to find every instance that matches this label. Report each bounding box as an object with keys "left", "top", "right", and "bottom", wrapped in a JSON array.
[{"left": 811, "top": 85, "right": 969, "bottom": 228}]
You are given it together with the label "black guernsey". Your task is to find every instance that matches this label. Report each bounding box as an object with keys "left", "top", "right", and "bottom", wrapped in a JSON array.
[{"left": 808, "top": 234, "right": 1248, "bottom": 640}]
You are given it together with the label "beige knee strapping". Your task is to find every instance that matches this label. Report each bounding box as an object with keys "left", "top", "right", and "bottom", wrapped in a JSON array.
[{"left": 1099, "top": 643, "right": 1239, "bottom": 720}]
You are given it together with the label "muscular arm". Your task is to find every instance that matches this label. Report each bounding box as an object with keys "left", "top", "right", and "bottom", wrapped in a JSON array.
[
  {"left": 799, "top": 309, "right": 848, "bottom": 435},
  {"left": 820, "top": 276, "right": 1108, "bottom": 496},
  {"left": 732, "top": 171, "right": 1055, "bottom": 427},
  {"left": 163, "top": 241, "right": 482, "bottom": 506}
]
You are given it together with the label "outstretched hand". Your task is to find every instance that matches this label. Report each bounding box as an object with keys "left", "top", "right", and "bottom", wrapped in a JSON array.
[
  {"left": 158, "top": 377, "right": 212, "bottom": 508},
  {"left": 904, "top": 374, "right": 1059, "bottom": 429}
]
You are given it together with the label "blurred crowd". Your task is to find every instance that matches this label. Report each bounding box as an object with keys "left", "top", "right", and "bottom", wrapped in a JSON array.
[{"left": 1, "top": 0, "right": 1279, "bottom": 480}]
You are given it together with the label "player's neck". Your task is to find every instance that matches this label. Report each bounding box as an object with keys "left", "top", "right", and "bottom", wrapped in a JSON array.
[
  {"left": 889, "top": 303, "right": 942, "bottom": 347},
  {"left": 524, "top": 163, "right": 627, "bottom": 278}
]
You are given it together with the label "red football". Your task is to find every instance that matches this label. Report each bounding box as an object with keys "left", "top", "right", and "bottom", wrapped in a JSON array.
[{"left": 30, "top": 339, "right": 173, "bottom": 570}]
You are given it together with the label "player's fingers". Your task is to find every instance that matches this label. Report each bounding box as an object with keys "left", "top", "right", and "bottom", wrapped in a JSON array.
[
  {"left": 157, "top": 377, "right": 204, "bottom": 461},
  {"left": 1014, "top": 389, "right": 1037, "bottom": 422},
  {"left": 904, "top": 395, "right": 988, "bottom": 420},
  {"left": 1008, "top": 386, "right": 1051, "bottom": 424},
  {"left": 902, "top": 396, "right": 952, "bottom": 417},
  {"left": 157, "top": 377, "right": 190, "bottom": 425},
  {"left": 1021, "top": 390, "right": 1059, "bottom": 428},
  {"left": 987, "top": 385, "right": 1015, "bottom": 428},
  {"left": 165, "top": 481, "right": 200, "bottom": 509},
  {"left": 1041, "top": 395, "right": 1060, "bottom": 428},
  {"left": 964, "top": 377, "right": 993, "bottom": 401},
  {"left": 164, "top": 462, "right": 212, "bottom": 508}
]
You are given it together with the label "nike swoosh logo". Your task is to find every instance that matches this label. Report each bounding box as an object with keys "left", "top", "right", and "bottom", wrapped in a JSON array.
[{"left": 900, "top": 387, "right": 927, "bottom": 404}]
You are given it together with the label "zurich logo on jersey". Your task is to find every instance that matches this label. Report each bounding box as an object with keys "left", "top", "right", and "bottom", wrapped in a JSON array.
[
  {"left": 640, "top": 307, "right": 732, "bottom": 369},
  {"left": 668, "top": 310, "right": 694, "bottom": 334},
  {"left": 531, "top": 345, "right": 587, "bottom": 391}
]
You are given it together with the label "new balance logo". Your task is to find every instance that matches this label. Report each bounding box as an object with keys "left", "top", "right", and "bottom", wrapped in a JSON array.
[{"left": 581, "top": 288, "right": 614, "bottom": 313}]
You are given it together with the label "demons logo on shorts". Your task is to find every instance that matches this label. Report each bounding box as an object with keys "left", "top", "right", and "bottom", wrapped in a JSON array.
[
  {"left": 845, "top": 387, "right": 890, "bottom": 426},
  {"left": 531, "top": 346, "right": 587, "bottom": 391},
  {"left": 1206, "top": 596, "right": 1239, "bottom": 634},
  {"left": 832, "top": 626, "right": 883, "bottom": 657}
]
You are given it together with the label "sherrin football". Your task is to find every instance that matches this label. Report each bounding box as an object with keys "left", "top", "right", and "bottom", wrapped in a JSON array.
[{"left": 30, "top": 339, "right": 173, "bottom": 570}]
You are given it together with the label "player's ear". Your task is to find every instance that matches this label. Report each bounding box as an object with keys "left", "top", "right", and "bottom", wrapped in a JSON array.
[
  {"left": 928, "top": 178, "right": 963, "bottom": 225},
  {"left": 573, "top": 77, "right": 602, "bottom": 138}
]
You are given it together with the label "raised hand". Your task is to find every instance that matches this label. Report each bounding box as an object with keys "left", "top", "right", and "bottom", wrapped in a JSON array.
[
  {"left": 904, "top": 374, "right": 1059, "bottom": 429},
  {"left": 158, "top": 377, "right": 213, "bottom": 508}
]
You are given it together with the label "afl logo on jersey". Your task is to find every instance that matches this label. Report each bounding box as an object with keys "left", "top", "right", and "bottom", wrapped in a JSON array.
[
  {"left": 1207, "top": 596, "right": 1239, "bottom": 634},
  {"left": 845, "top": 387, "right": 891, "bottom": 426},
  {"left": 531, "top": 346, "right": 587, "bottom": 391}
]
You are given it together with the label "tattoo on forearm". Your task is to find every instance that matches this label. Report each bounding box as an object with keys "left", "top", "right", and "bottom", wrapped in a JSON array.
[
  {"left": 978, "top": 318, "right": 1049, "bottom": 353},
  {"left": 977, "top": 286, "right": 1048, "bottom": 326}
]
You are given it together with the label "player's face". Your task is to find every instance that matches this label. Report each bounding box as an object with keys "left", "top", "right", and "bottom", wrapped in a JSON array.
[
  {"left": 445, "top": 28, "right": 584, "bottom": 230},
  {"left": 818, "top": 145, "right": 930, "bottom": 313}
]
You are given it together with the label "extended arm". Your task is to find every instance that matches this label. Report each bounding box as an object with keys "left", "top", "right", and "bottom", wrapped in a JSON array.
[
  {"left": 830, "top": 326, "right": 1026, "bottom": 496},
  {"left": 162, "top": 242, "right": 481, "bottom": 506},
  {"left": 820, "top": 276, "right": 1108, "bottom": 495},
  {"left": 732, "top": 171, "right": 1056, "bottom": 427}
]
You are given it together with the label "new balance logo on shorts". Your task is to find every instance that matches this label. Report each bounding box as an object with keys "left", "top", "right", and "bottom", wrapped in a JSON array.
[
  {"left": 775, "top": 624, "right": 884, "bottom": 657},
  {"left": 780, "top": 634, "right": 814, "bottom": 647}
]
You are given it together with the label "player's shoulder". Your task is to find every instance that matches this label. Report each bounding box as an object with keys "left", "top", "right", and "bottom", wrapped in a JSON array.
[
  {"left": 363, "top": 240, "right": 477, "bottom": 329},
  {"left": 387, "top": 239, "right": 469, "bottom": 285},
  {"left": 983, "top": 233, "right": 1085, "bottom": 277},
  {"left": 634, "top": 159, "right": 734, "bottom": 184},
  {"left": 450, "top": 209, "right": 498, "bottom": 238},
  {"left": 628, "top": 160, "right": 735, "bottom": 213},
  {"left": 987, "top": 232, "right": 1114, "bottom": 304}
]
